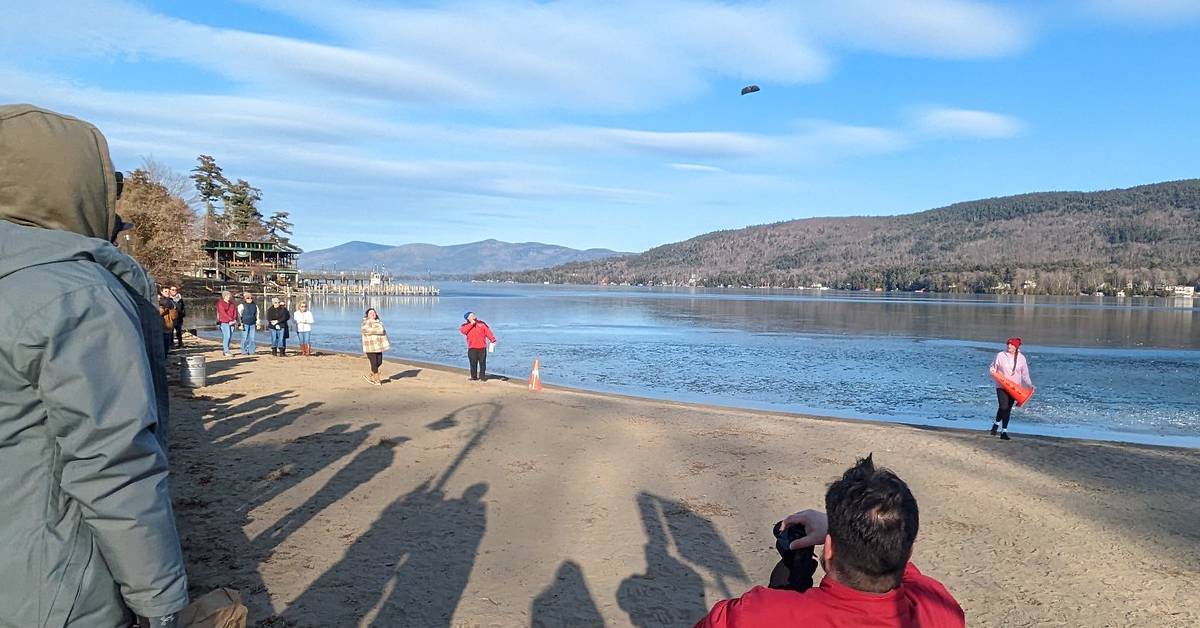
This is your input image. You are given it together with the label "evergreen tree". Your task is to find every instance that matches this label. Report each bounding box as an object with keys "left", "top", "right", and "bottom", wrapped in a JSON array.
[
  {"left": 266, "top": 211, "right": 295, "bottom": 247},
  {"left": 190, "top": 155, "right": 228, "bottom": 238},
  {"left": 223, "top": 178, "right": 267, "bottom": 240}
]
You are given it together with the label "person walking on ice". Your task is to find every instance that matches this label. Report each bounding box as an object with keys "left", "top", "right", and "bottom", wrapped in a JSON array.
[
  {"left": 460, "top": 311, "right": 497, "bottom": 381},
  {"left": 989, "top": 337, "right": 1034, "bottom": 440}
]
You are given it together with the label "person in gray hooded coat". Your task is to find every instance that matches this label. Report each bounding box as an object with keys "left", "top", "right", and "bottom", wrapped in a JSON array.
[{"left": 0, "top": 105, "right": 189, "bottom": 627}]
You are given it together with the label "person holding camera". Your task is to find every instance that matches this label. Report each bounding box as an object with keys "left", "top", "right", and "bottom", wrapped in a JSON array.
[{"left": 694, "top": 455, "right": 964, "bottom": 627}]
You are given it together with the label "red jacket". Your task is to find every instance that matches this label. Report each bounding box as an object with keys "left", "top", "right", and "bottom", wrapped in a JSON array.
[
  {"left": 695, "top": 563, "right": 964, "bottom": 628},
  {"left": 459, "top": 320, "right": 496, "bottom": 349},
  {"left": 216, "top": 299, "right": 238, "bottom": 324}
]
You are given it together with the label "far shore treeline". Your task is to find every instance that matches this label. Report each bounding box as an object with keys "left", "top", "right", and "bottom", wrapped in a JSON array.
[
  {"left": 482, "top": 180, "right": 1200, "bottom": 296},
  {"left": 117, "top": 155, "right": 295, "bottom": 281}
]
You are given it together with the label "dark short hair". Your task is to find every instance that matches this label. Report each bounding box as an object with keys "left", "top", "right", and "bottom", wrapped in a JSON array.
[{"left": 825, "top": 454, "right": 919, "bottom": 593}]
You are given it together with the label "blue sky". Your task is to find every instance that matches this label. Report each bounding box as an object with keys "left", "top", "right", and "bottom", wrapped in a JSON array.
[{"left": 2, "top": 0, "right": 1198, "bottom": 253}]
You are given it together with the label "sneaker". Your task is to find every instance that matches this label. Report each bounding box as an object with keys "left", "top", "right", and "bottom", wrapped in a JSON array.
[
  {"left": 363, "top": 375, "right": 375, "bottom": 385},
  {"left": 470, "top": 376, "right": 479, "bottom": 381},
  {"left": 1000, "top": 432, "right": 1011, "bottom": 440},
  {"left": 989, "top": 424, "right": 998, "bottom": 436},
  {"left": 223, "top": 352, "right": 232, "bottom": 357}
]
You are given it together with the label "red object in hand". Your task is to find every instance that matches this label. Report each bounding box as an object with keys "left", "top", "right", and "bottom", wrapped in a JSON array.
[{"left": 991, "top": 369, "right": 1034, "bottom": 406}]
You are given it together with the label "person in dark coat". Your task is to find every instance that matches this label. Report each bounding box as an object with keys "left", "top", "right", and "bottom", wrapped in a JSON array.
[{"left": 266, "top": 297, "right": 292, "bottom": 357}]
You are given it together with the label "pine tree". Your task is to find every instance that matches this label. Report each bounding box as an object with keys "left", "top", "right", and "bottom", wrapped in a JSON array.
[
  {"left": 266, "top": 211, "right": 295, "bottom": 247},
  {"left": 190, "top": 155, "right": 228, "bottom": 239},
  {"left": 223, "top": 179, "right": 267, "bottom": 240}
]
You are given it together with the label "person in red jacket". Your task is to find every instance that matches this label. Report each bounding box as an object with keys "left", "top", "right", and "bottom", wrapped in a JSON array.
[
  {"left": 695, "top": 455, "right": 964, "bottom": 628},
  {"left": 459, "top": 311, "right": 497, "bottom": 381},
  {"left": 215, "top": 290, "right": 238, "bottom": 356}
]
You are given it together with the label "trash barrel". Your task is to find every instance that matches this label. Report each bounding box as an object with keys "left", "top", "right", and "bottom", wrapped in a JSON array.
[{"left": 181, "top": 355, "right": 207, "bottom": 388}]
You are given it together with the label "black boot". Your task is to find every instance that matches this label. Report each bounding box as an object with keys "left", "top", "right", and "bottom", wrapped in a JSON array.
[{"left": 989, "top": 423, "right": 998, "bottom": 436}]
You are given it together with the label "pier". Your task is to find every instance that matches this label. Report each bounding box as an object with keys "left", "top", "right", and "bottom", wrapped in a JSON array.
[{"left": 298, "top": 271, "right": 439, "bottom": 296}]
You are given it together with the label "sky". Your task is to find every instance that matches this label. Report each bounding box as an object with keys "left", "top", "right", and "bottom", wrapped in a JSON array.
[{"left": 2, "top": 0, "right": 1198, "bottom": 253}]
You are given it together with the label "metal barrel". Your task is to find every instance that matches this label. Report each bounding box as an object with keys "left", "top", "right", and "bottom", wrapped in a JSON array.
[{"left": 181, "top": 355, "right": 207, "bottom": 388}]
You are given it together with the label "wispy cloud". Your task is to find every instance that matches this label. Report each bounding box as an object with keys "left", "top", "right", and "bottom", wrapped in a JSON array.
[
  {"left": 670, "top": 163, "right": 728, "bottom": 173},
  {"left": 0, "top": 0, "right": 1033, "bottom": 113},
  {"left": 912, "top": 107, "right": 1026, "bottom": 139}
]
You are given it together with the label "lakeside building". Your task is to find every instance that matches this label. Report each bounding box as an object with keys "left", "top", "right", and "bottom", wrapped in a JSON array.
[{"left": 200, "top": 239, "right": 301, "bottom": 285}]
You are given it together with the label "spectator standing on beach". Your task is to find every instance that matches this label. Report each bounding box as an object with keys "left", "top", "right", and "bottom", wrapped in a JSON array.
[
  {"left": 216, "top": 290, "right": 237, "bottom": 356},
  {"left": 361, "top": 307, "right": 390, "bottom": 386},
  {"left": 0, "top": 104, "right": 188, "bottom": 626},
  {"left": 989, "top": 337, "right": 1033, "bottom": 441},
  {"left": 237, "top": 292, "right": 260, "bottom": 355},
  {"left": 266, "top": 297, "right": 291, "bottom": 357},
  {"left": 158, "top": 286, "right": 176, "bottom": 359},
  {"left": 459, "top": 311, "right": 497, "bottom": 381},
  {"left": 294, "top": 301, "right": 315, "bottom": 356},
  {"left": 169, "top": 284, "right": 186, "bottom": 348},
  {"left": 695, "top": 455, "right": 964, "bottom": 627}
]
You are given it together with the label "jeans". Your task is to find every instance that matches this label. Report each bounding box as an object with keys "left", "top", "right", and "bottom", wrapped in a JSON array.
[
  {"left": 241, "top": 325, "right": 256, "bottom": 354},
  {"left": 297, "top": 330, "right": 311, "bottom": 346},
  {"left": 162, "top": 333, "right": 172, "bottom": 359},
  {"left": 270, "top": 327, "right": 286, "bottom": 349},
  {"left": 220, "top": 323, "right": 233, "bottom": 353}
]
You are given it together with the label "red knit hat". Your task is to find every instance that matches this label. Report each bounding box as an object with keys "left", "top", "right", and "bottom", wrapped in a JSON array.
[{"left": 1007, "top": 337, "right": 1022, "bottom": 349}]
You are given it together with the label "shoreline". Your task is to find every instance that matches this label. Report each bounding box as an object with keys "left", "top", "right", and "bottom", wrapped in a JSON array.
[
  {"left": 231, "top": 337, "right": 1200, "bottom": 451},
  {"left": 169, "top": 338, "right": 1200, "bottom": 626}
]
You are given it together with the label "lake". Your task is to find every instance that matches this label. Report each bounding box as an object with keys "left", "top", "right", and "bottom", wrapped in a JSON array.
[{"left": 207, "top": 283, "right": 1200, "bottom": 447}]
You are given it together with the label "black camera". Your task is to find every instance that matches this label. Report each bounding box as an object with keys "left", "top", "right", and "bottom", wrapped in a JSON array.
[{"left": 772, "top": 520, "right": 817, "bottom": 592}]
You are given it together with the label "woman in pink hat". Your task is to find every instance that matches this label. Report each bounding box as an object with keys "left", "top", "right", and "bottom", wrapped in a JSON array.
[{"left": 989, "top": 337, "right": 1033, "bottom": 440}]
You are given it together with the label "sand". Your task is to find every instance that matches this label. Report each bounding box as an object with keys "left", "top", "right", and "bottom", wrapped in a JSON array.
[{"left": 167, "top": 340, "right": 1200, "bottom": 627}]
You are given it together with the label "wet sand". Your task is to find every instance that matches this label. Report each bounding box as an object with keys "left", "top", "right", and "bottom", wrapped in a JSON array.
[{"left": 168, "top": 340, "right": 1200, "bottom": 627}]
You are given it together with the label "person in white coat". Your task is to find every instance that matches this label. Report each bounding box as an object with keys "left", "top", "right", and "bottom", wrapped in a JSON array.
[
  {"left": 294, "top": 301, "right": 315, "bottom": 356},
  {"left": 989, "top": 337, "right": 1034, "bottom": 440}
]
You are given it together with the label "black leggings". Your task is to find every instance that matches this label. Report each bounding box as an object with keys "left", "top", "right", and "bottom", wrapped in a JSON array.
[
  {"left": 468, "top": 348, "right": 487, "bottom": 379},
  {"left": 995, "top": 388, "right": 1016, "bottom": 429},
  {"left": 367, "top": 352, "right": 383, "bottom": 374}
]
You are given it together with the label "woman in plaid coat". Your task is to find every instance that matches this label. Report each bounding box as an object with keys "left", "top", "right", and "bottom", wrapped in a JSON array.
[{"left": 360, "top": 308, "right": 390, "bottom": 386}]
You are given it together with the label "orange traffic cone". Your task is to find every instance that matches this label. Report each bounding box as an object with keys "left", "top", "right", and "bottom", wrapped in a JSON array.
[{"left": 528, "top": 358, "right": 543, "bottom": 392}]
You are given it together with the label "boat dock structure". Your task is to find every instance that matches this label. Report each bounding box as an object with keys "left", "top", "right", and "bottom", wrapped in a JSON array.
[{"left": 298, "top": 271, "right": 440, "bottom": 296}]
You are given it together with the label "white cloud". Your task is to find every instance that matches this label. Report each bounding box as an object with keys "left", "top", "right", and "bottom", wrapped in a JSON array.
[
  {"left": 802, "top": 0, "right": 1033, "bottom": 58},
  {"left": 0, "top": 0, "right": 1034, "bottom": 113},
  {"left": 670, "top": 163, "right": 728, "bottom": 173},
  {"left": 1086, "top": 0, "right": 1200, "bottom": 23},
  {"left": 912, "top": 107, "right": 1025, "bottom": 139}
]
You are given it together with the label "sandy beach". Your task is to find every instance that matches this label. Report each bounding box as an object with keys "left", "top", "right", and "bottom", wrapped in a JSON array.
[{"left": 168, "top": 340, "right": 1200, "bottom": 627}]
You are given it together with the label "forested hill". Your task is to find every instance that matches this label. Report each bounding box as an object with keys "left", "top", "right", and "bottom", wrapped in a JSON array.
[{"left": 485, "top": 180, "right": 1200, "bottom": 294}]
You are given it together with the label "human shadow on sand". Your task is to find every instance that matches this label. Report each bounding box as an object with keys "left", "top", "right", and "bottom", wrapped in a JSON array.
[
  {"left": 281, "top": 402, "right": 501, "bottom": 627},
  {"left": 384, "top": 368, "right": 421, "bottom": 383},
  {"left": 530, "top": 560, "right": 604, "bottom": 628},
  {"left": 618, "top": 492, "right": 748, "bottom": 627},
  {"left": 170, "top": 390, "right": 379, "bottom": 620}
]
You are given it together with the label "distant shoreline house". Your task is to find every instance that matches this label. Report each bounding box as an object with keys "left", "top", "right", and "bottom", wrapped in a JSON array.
[{"left": 201, "top": 239, "right": 302, "bottom": 285}]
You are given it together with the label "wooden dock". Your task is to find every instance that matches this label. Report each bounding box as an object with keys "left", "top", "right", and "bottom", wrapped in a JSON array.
[{"left": 298, "top": 271, "right": 439, "bottom": 296}]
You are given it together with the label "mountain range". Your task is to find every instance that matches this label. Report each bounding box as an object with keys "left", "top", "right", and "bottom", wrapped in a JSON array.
[
  {"left": 299, "top": 239, "right": 627, "bottom": 276},
  {"left": 483, "top": 180, "right": 1200, "bottom": 295}
]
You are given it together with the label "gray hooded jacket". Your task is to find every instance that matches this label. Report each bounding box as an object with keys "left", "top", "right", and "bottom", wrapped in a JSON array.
[{"left": 0, "top": 105, "right": 189, "bottom": 626}]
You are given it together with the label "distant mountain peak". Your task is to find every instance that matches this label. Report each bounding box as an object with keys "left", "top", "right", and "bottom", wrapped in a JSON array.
[{"left": 300, "top": 239, "right": 628, "bottom": 276}]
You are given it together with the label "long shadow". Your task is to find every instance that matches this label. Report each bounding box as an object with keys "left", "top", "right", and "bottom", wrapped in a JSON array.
[
  {"left": 384, "top": 368, "right": 421, "bottom": 383},
  {"left": 531, "top": 560, "right": 604, "bottom": 628},
  {"left": 169, "top": 389, "right": 375, "bottom": 620},
  {"left": 253, "top": 433, "right": 409, "bottom": 553},
  {"left": 618, "top": 492, "right": 739, "bottom": 627},
  {"left": 281, "top": 402, "right": 501, "bottom": 627}
]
